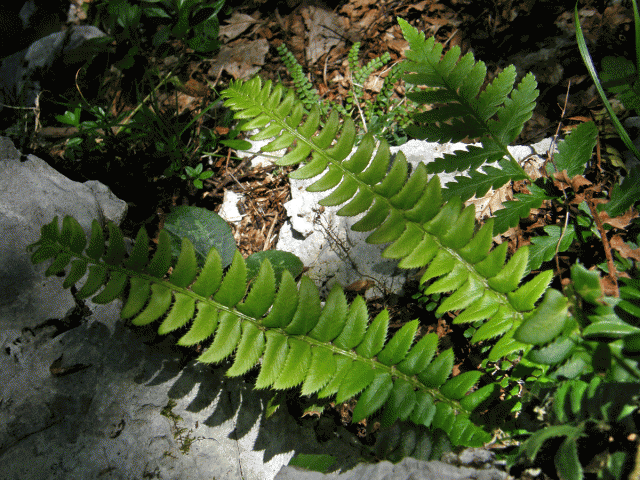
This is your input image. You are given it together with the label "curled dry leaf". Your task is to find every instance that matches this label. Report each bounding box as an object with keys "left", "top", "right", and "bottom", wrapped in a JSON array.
[
  {"left": 209, "top": 39, "right": 269, "bottom": 80},
  {"left": 599, "top": 209, "right": 639, "bottom": 230},
  {"left": 610, "top": 234, "right": 640, "bottom": 261},
  {"left": 600, "top": 275, "right": 620, "bottom": 297},
  {"left": 553, "top": 170, "right": 592, "bottom": 191},
  {"left": 466, "top": 182, "right": 513, "bottom": 221},
  {"left": 344, "top": 278, "right": 375, "bottom": 294},
  {"left": 219, "top": 13, "right": 259, "bottom": 42}
]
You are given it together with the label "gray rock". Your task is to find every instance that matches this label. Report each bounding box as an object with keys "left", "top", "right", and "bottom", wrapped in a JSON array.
[
  {"left": 275, "top": 457, "right": 509, "bottom": 480},
  {"left": 275, "top": 138, "right": 553, "bottom": 299},
  {"left": 0, "top": 138, "right": 126, "bottom": 331},
  {"left": 0, "top": 300, "right": 367, "bottom": 480},
  {"left": 0, "top": 138, "right": 363, "bottom": 480}
]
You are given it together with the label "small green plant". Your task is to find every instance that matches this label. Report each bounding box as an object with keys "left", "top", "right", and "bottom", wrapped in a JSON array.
[
  {"left": 39, "top": 0, "right": 234, "bottom": 189},
  {"left": 276, "top": 43, "right": 324, "bottom": 114},
  {"left": 55, "top": 103, "right": 126, "bottom": 160},
  {"left": 180, "top": 162, "right": 213, "bottom": 189},
  {"left": 92, "top": 0, "right": 226, "bottom": 66},
  {"left": 575, "top": 0, "right": 640, "bottom": 162},
  {"left": 276, "top": 42, "right": 414, "bottom": 144}
]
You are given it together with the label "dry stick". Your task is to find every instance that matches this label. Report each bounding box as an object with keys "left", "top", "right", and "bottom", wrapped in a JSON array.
[
  {"left": 586, "top": 192, "right": 619, "bottom": 297},
  {"left": 555, "top": 211, "right": 570, "bottom": 279},
  {"left": 263, "top": 210, "right": 278, "bottom": 251},
  {"left": 350, "top": 77, "right": 368, "bottom": 133},
  {"left": 546, "top": 81, "right": 571, "bottom": 174}
]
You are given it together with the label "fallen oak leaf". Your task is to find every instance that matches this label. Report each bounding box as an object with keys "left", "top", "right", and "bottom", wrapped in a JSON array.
[{"left": 600, "top": 275, "right": 620, "bottom": 297}]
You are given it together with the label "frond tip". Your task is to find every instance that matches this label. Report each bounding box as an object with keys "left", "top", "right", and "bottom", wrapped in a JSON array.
[{"left": 28, "top": 215, "right": 492, "bottom": 448}]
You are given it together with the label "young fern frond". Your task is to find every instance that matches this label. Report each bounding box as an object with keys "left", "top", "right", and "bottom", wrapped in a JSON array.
[
  {"left": 348, "top": 42, "right": 391, "bottom": 106},
  {"left": 222, "top": 33, "right": 566, "bottom": 363},
  {"left": 277, "top": 43, "right": 324, "bottom": 114},
  {"left": 511, "top": 264, "right": 640, "bottom": 478},
  {"left": 28, "top": 215, "right": 493, "bottom": 448},
  {"left": 519, "top": 264, "right": 640, "bottom": 383}
]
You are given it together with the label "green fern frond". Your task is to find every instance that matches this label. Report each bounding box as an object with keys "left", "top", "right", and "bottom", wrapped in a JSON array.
[
  {"left": 348, "top": 42, "right": 391, "bottom": 101},
  {"left": 518, "top": 264, "right": 640, "bottom": 384},
  {"left": 398, "top": 17, "right": 537, "bottom": 203},
  {"left": 510, "top": 258, "right": 640, "bottom": 479},
  {"left": 514, "top": 377, "right": 640, "bottom": 479},
  {"left": 277, "top": 43, "right": 324, "bottom": 114},
  {"left": 222, "top": 63, "right": 562, "bottom": 362},
  {"left": 492, "top": 184, "right": 554, "bottom": 236},
  {"left": 29, "top": 215, "right": 493, "bottom": 447}
]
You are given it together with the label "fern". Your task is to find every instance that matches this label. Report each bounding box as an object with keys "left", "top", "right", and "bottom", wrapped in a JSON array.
[
  {"left": 400, "top": 17, "right": 535, "bottom": 177},
  {"left": 26, "top": 17, "right": 640, "bottom": 477},
  {"left": 277, "top": 40, "right": 413, "bottom": 143},
  {"left": 276, "top": 43, "right": 324, "bottom": 115},
  {"left": 513, "top": 377, "right": 640, "bottom": 480},
  {"left": 29, "top": 215, "right": 493, "bottom": 447},
  {"left": 346, "top": 42, "right": 391, "bottom": 114},
  {"left": 509, "top": 264, "right": 640, "bottom": 479},
  {"left": 222, "top": 22, "right": 566, "bottom": 364}
]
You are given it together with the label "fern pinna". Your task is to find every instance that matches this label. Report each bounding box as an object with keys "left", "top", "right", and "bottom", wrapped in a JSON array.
[{"left": 29, "top": 215, "right": 493, "bottom": 447}]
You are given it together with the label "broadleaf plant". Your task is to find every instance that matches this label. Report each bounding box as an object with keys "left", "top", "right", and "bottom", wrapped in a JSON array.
[{"left": 27, "top": 17, "right": 640, "bottom": 477}]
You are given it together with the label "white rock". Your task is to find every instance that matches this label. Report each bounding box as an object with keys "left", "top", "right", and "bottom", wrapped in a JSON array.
[{"left": 218, "top": 189, "right": 244, "bottom": 223}]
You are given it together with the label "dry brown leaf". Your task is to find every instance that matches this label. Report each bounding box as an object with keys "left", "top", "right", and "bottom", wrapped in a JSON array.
[
  {"left": 209, "top": 39, "right": 269, "bottom": 80},
  {"left": 466, "top": 182, "right": 513, "bottom": 221},
  {"left": 364, "top": 75, "right": 384, "bottom": 92},
  {"left": 570, "top": 174, "right": 592, "bottom": 190},
  {"left": 600, "top": 276, "right": 619, "bottom": 297},
  {"left": 599, "top": 209, "right": 639, "bottom": 229},
  {"left": 345, "top": 279, "right": 375, "bottom": 293},
  {"left": 570, "top": 193, "right": 585, "bottom": 205},
  {"left": 553, "top": 170, "right": 571, "bottom": 190},
  {"left": 409, "top": 0, "right": 430, "bottom": 12},
  {"left": 386, "top": 37, "right": 409, "bottom": 54},
  {"left": 303, "top": 6, "right": 346, "bottom": 64},
  {"left": 219, "top": 13, "right": 259, "bottom": 42},
  {"left": 610, "top": 235, "right": 640, "bottom": 261},
  {"left": 553, "top": 170, "right": 592, "bottom": 192}
]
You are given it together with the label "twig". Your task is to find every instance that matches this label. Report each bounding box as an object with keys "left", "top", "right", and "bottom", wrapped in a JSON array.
[
  {"left": 586, "top": 193, "right": 619, "bottom": 297},
  {"left": 263, "top": 210, "right": 278, "bottom": 251},
  {"left": 551, "top": 82, "right": 572, "bottom": 283},
  {"left": 547, "top": 80, "right": 572, "bottom": 173}
]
